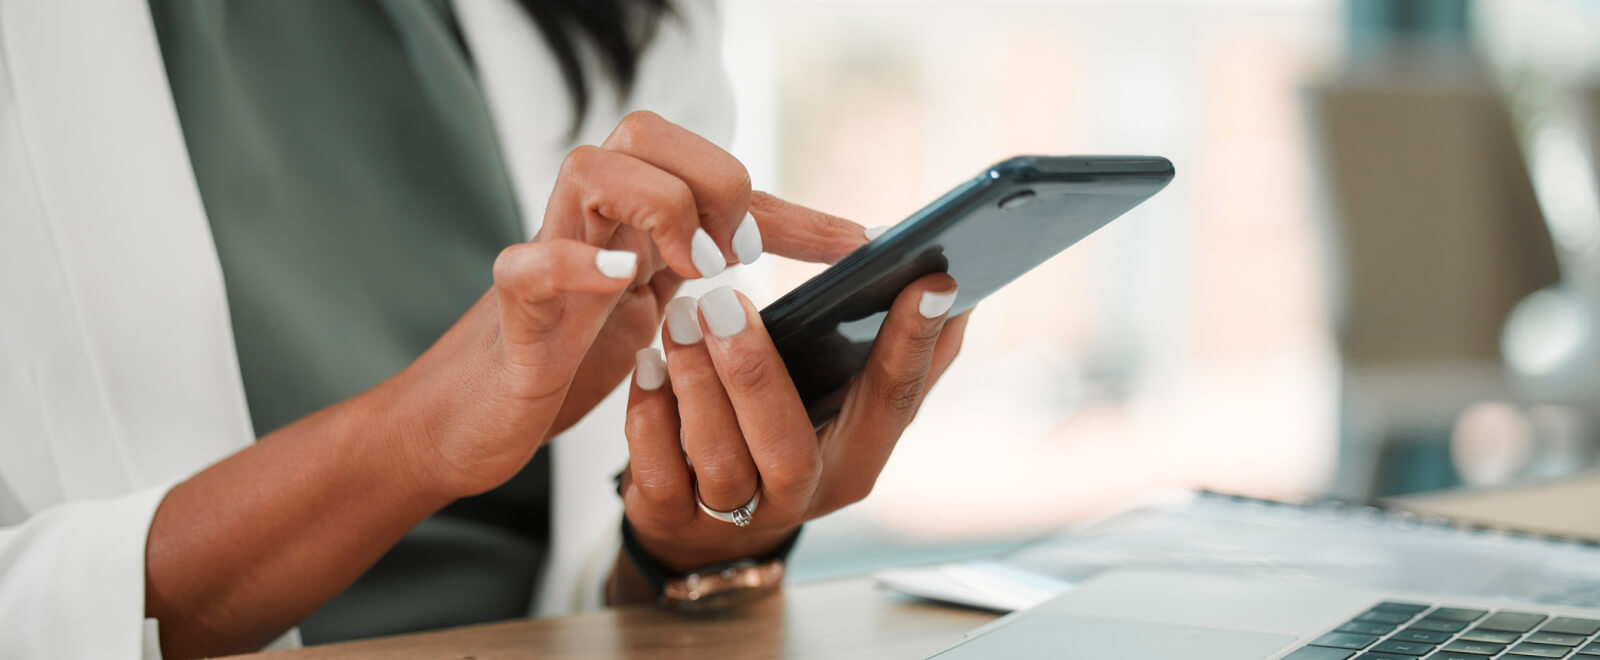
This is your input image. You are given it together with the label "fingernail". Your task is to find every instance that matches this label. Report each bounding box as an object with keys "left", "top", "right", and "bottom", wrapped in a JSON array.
[
  {"left": 665, "top": 296, "right": 703, "bottom": 344},
  {"left": 698, "top": 286, "right": 747, "bottom": 337},
  {"left": 595, "top": 250, "right": 637, "bottom": 279},
  {"left": 690, "top": 228, "right": 725, "bottom": 278},
  {"left": 732, "top": 212, "right": 763, "bottom": 265},
  {"left": 919, "top": 287, "right": 958, "bottom": 319},
  {"left": 864, "top": 225, "right": 890, "bottom": 240},
  {"left": 635, "top": 347, "right": 667, "bottom": 390}
]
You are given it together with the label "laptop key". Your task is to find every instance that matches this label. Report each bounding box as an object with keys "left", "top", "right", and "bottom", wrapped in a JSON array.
[
  {"left": 1429, "top": 654, "right": 1495, "bottom": 660},
  {"left": 1479, "top": 612, "right": 1550, "bottom": 633},
  {"left": 1543, "top": 618, "right": 1600, "bottom": 637},
  {"left": 1528, "top": 632, "right": 1589, "bottom": 647},
  {"left": 1439, "top": 639, "right": 1506, "bottom": 655},
  {"left": 1339, "top": 622, "right": 1399, "bottom": 636},
  {"left": 1507, "top": 641, "right": 1577, "bottom": 658},
  {"left": 1360, "top": 611, "right": 1418, "bottom": 625},
  {"left": 1579, "top": 642, "right": 1600, "bottom": 656},
  {"left": 1458, "top": 628, "right": 1522, "bottom": 644},
  {"left": 1392, "top": 630, "right": 1452, "bottom": 644},
  {"left": 1425, "top": 608, "right": 1489, "bottom": 623},
  {"left": 1372, "top": 602, "right": 1432, "bottom": 616},
  {"left": 1359, "top": 654, "right": 1416, "bottom": 660},
  {"left": 1282, "top": 647, "right": 1357, "bottom": 660},
  {"left": 1311, "top": 632, "right": 1381, "bottom": 650},
  {"left": 1373, "top": 639, "right": 1440, "bottom": 656},
  {"left": 1409, "top": 620, "right": 1469, "bottom": 633}
]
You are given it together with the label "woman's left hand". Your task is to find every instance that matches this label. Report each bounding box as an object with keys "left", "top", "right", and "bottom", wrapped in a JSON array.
[{"left": 617, "top": 247, "right": 971, "bottom": 575}]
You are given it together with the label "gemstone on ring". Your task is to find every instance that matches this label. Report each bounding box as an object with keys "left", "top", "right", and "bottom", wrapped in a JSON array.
[{"left": 696, "top": 486, "right": 760, "bottom": 527}]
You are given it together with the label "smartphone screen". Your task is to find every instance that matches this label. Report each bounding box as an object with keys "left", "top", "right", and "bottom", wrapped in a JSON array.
[{"left": 760, "top": 155, "right": 1174, "bottom": 427}]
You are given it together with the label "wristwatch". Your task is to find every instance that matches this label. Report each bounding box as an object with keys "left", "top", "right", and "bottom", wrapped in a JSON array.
[{"left": 619, "top": 518, "right": 800, "bottom": 612}]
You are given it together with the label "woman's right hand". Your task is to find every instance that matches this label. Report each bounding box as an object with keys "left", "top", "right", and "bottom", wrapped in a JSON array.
[{"left": 375, "top": 111, "right": 865, "bottom": 499}]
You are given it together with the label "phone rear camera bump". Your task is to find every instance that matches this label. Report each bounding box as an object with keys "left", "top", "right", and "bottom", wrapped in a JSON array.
[{"left": 998, "top": 189, "right": 1037, "bottom": 211}]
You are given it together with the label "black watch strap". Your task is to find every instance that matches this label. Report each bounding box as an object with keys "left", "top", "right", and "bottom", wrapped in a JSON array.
[{"left": 618, "top": 516, "right": 802, "bottom": 599}]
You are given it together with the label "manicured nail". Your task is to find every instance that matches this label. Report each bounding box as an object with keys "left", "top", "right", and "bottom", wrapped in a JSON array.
[
  {"left": 732, "top": 212, "right": 763, "bottom": 265},
  {"left": 919, "top": 287, "right": 958, "bottom": 319},
  {"left": 690, "top": 228, "right": 725, "bottom": 278},
  {"left": 864, "top": 225, "right": 890, "bottom": 240},
  {"left": 635, "top": 347, "right": 667, "bottom": 390},
  {"left": 595, "top": 250, "right": 637, "bottom": 279},
  {"left": 698, "top": 286, "right": 747, "bottom": 337},
  {"left": 665, "top": 296, "right": 703, "bottom": 344}
]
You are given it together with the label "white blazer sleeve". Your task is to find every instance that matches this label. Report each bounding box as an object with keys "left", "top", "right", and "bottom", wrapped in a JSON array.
[{"left": 0, "top": 484, "right": 173, "bottom": 660}]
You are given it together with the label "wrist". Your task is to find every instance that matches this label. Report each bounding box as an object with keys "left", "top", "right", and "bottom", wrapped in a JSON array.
[
  {"left": 616, "top": 518, "right": 798, "bottom": 610},
  {"left": 628, "top": 520, "right": 797, "bottom": 574}
]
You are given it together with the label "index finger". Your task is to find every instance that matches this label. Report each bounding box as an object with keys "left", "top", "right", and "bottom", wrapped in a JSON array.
[{"left": 747, "top": 191, "right": 871, "bottom": 264}]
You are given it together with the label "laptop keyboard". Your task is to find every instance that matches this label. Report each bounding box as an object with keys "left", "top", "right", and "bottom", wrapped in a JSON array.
[{"left": 1282, "top": 602, "right": 1600, "bottom": 659}]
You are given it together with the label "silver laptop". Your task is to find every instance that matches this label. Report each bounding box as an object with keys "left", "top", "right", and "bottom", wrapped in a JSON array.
[{"left": 932, "top": 569, "right": 1600, "bottom": 659}]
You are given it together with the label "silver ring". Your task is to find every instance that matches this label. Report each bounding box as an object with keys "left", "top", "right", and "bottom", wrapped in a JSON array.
[{"left": 696, "top": 486, "right": 760, "bottom": 527}]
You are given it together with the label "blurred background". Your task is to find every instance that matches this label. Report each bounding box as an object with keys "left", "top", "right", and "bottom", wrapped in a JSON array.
[{"left": 710, "top": 0, "right": 1600, "bottom": 579}]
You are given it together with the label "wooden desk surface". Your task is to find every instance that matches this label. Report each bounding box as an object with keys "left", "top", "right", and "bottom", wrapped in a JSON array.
[
  {"left": 234, "top": 577, "right": 993, "bottom": 660},
  {"left": 232, "top": 471, "right": 1600, "bottom": 660}
]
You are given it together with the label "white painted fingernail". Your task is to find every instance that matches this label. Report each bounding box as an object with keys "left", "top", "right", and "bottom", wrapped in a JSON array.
[
  {"left": 864, "top": 225, "right": 890, "bottom": 240},
  {"left": 732, "top": 212, "right": 763, "bottom": 265},
  {"left": 665, "top": 296, "right": 703, "bottom": 345},
  {"left": 690, "top": 228, "right": 725, "bottom": 278},
  {"left": 595, "top": 250, "right": 637, "bottom": 279},
  {"left": 635, "top": 347, "right": 667, "bottom": 390},
  {"left": 919, "top": 287, "right": 958, "bottom": 319},
  {"left": 698, "top": 286, "right": 747, "bottom": 337}
]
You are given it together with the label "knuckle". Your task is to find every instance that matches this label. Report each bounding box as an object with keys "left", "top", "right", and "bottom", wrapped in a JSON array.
[
  {"left": 841, "top": 480, "right": 876, "bottom": 506},
  {"left": 614, "top": 110, "right": 664, "bottom": 150},
  {"left": 624, "top": 411, "right": 661, "bottom": 443},
  {"left": 714, "top": 162, "right": 753, "bottom": 205},
  {"left": 723, "top": 352, "right": 777, "bottom": 392},
  {"left": 761, "top": 450, "right": 821, "bottom": 494},
  {"left": 491, "top": 244, "right": 525, "bottom": 285},
  {"left": 692, "top": 457, "right": 757, "bottom": 496},
  {"left": 629, "top": 478, "right": 681, "bottom": 510},
  {"left": 873, "top": 370, "right": 927, "bottom": 416},
  {"left": 559, "top": 144, "right": 603, "bottom": 178},
  {"left": 641, "top": 177, "right": 697, "bottom": 234}
]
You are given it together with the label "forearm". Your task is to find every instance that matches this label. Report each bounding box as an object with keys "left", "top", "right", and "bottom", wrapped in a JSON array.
[{"left": 144, "top": 383, "right": 453, "bottom": 659}]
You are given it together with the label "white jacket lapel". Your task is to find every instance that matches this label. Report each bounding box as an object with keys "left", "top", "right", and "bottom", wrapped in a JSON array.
[{"left": 3, "top": 0, "right": 254, "bottom": 488}]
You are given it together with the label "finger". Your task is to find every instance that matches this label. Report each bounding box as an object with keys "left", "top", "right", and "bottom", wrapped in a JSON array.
[
  {"left": 694, "top": 286, "right": 823, "bottom": 511},
  {"left": 661, "top": 296, "right": 761, "bottom": 512},
  {"left": 818, "top": 273, "right": 957, "bottom": 511},
  {"left": 601, "top": 111, "right": 758, "bottom": 267},
  {"left": 748, "top": 191, "right": 871, "bottom": 264},
  {"left": 927, "top": 310, "right": 972, "bottom": 386},
  {"left": 621, "top": 348, "right": 696, "bottom": 525},
  {"left": 491, "top": 239, "right": 638, "bottom": 348},
  {"left": 648, "top": 268, "right": 685, "bottom": 317},
  {"left": 542, "top": 145, "right": 721, "bottom": 279}
]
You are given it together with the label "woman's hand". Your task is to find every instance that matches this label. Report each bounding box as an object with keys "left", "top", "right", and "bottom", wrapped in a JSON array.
[
  {"left": 616, "top": 255, "right": 971, "bottom": 575},
  {"left": 388, "top": 111, "right": 868, "bottom": 499}
]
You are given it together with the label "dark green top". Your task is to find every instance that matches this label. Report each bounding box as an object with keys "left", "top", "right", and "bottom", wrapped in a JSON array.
[{"left": 149, "top": 0, "right": 551, "bottom": 643}]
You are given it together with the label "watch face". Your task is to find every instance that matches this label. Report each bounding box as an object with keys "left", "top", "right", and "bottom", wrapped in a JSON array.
[
  {"left": 670, "top": 584, "right": 776, "bottom": 613},
  {"left": 664, "top": 561, "right": 786, "bottom": 612}
]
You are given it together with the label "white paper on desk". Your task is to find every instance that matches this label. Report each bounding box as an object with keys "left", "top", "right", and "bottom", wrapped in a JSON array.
[
  {"left": 873, "top": 560, "right": 1072, "bottom": 612},
  {"left": 1004, "top": 492, "right": 1600, "bottom": 609}
]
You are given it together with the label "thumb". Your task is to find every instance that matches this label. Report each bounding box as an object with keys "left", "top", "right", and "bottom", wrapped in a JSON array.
[{"left": 748, "top": 191, "right": 870, "bottom": 264}]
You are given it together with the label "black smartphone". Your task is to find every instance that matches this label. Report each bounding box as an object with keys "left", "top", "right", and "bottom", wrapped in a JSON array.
[{"left": 760, "top": 155, "right": 1175, "bottom": 427}]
